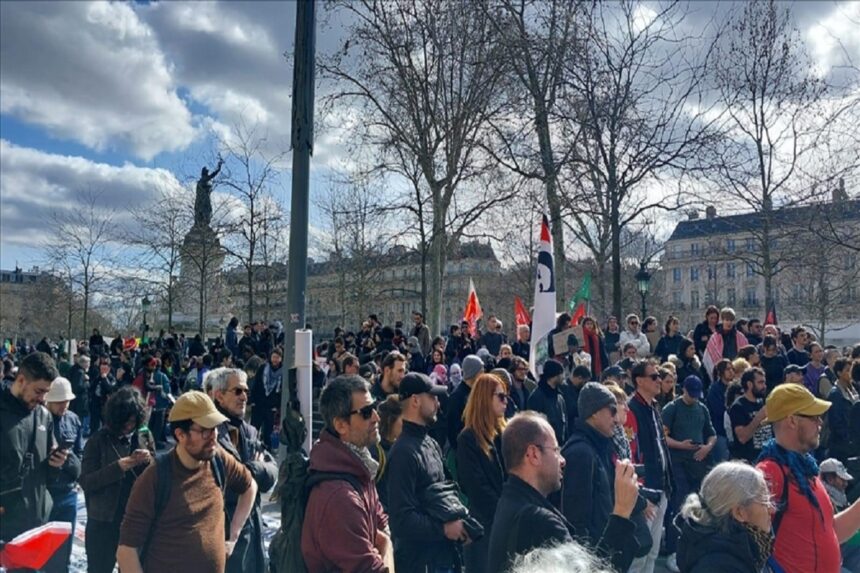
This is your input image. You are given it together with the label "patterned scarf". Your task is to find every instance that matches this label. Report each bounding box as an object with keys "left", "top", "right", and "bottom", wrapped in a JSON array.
[
  {"left": 263, "top": 363, "right": 281, "bottom": 397},
  {"left": 742, "top": 522, "right": 775, "bottom": 573},
  {"left": 344, "top": 441, "right": 379, "bottom": 479},
  {"left": 757, "top": 439, "right": 823, "bottom": 517}
]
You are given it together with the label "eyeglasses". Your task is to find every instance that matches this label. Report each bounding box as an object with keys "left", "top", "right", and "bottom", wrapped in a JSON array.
[
  {"left": 188, "top": 427, "right": 216, "bottom": 440},
  {"left": 629, "top": 321, "right": 639, "bottom": 326},
  {"left": 795, "top": 413, "right": 823, "bottom": 423},
  {"left": 532, "top": 443, "right": 561, "bottom": 454},
  {"left": 349, "top": 401, "right": 379, "bottom": 420},
  {"left": 227, "top": 387, "right": 249, "bottom": 396},
  {"left": 646, "top": 373, "right": 661, "bottom": 381},
  {"left": 494, "top": 392, "right": 509, "bottom": 403}
]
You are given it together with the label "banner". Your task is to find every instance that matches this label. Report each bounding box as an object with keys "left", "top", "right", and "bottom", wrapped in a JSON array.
[{"left": 529, "top": 214, "right": 557, "bottom": 377}]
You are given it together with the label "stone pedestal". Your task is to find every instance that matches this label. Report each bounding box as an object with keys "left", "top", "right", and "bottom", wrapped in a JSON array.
[{"left": 177, "top": 223, "right": 226, "bottom": 333}]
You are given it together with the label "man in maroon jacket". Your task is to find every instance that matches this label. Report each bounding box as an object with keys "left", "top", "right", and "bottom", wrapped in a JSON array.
[{"left": 301, "top": 375, "right": 394, "bottom": 572}]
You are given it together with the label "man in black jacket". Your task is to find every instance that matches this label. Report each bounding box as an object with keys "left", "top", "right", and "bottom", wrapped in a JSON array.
[
  {"left": 488, "top": 411, "right": 638, "bottom": 573},
  {"left": 210, "top": 368, "right": 277, "bottom": 573},
  {"left": 0, "top": 351, "right": 62, "bottom": 543},
  {"left": 562, "top": 383, "right": 639, "bottom": 567},
  {"left": 388, "top": 372, "right": 465, "bottom": 572},
  {"left": 526, "top": 359, "right": 567, "bottom": 443},
  {"left": 447, "top": 354, "right": 484, "bottom": 449}
]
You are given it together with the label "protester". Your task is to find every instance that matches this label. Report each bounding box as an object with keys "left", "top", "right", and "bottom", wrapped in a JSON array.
[
  {"left": 0, "top": 352, "right": 62, "bottom": 547},
  {"left": 677, "top": 461, "right": 778, "bottom": 573},
  {"left": 727, "top": 367, "right": 772, "bottom": 463},
  {"left": 759, "top": 335, "right": 788, "bottom": 393},
  {"left": 820, "top": 459, "right": 860, "bottom": 572},
  {"left": 372, "top": 394, "right": 403, "bottom": 512},
  {"left": 80, "top": 386, "right": 154, "bottom": 573},
  {"left": 507, "top": 356, "right": 532, "bottom": 412},
  {"left": 43, "top": 377, "right": 84, "bottom": 573},
  {"left": 250, "top": 347, "right": 283, "bottom": 449},
  {"left": 447, "top": 354, "right": 484, "bottom": 449},
  {"left": 655, "top": 316, "right": 684, "bottom": 364},
  {"left": 757, "top": 384, "right": 860, "bottom": 573},
  {"left": 371, "top": 350, "right": 406, "bottom": 401},
  {"left": 210, "top": 368, "right": 277, "bottom": 573},
  {"left": 387, "top": 372, "right": 463, "bottom": 572},
  {"left": 117, "top": 391, "right": 258, "bottom": 572},
  {"left": 827, "top": 357, "right": 860, "bottom": 462},
  {"left": 527, "top": 359, "right": 568, "bottom": 444},
  {"left": 90, "top": 356, "right": 117, "bottom": 434},
  {"left": 619, "top": 314, "right": 650, "bottom": 359},
  {"left": 508, "top": 542, "right": 615, "bottom": 573},
  {"left": 656, "top": 367, "right": 677, "bottom": 411},
  {"left": 580, "top": 316, "right": 609, "bottom": 378},
  {"left": 625, "top": 360, "right": 675, "bottom": 573},
  {"left": 706, "top": 359, "right": 734, "bottom": 463},
  {"left": 457, "top": 373, "right": 508, "bottom": 573},
  {"left": 512, "top": 325, "right": 531, "bottom": 361},
  {"left": 786, "top": 326, "right": 811, "bottom": 366},
  {"left": 412, "top": 310, "right": 432, "bottom": 357},
  {"left": 69, "top": 352, "right": 91, "bottom": 433},
  {"left": 488, "top": 411, "right": 638, "bottom": 573},
  {"left": 301, "top": 375, "right": 393, "bottom": 572},
  {"left": 561, "top": 364, "right": 591, "bottom": 428}
]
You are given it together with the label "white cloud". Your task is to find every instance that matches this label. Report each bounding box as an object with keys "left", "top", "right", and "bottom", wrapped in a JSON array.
[
  {"left": 0, "top": 140, "right": 184, "bottom": 250},
  {"left": 0, "top": 2, "right": 197, "bottom": 160},
  {"left": 806, "top": 2, "right": 860, "bottom": 78}
]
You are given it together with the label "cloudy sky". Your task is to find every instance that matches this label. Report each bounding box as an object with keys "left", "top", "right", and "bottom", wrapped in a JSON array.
[{"left": 1, "top": 0, "right": 858, "bottom": 270}]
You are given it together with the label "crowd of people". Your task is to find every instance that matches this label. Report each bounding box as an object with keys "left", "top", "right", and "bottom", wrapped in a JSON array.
[{"left": 1, "top": 305, "right": 860, "bottom": 572}]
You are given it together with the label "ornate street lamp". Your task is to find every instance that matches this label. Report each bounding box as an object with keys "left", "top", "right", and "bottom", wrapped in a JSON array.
[{"left": 635, "top": 263, "right": 652, "bottom": 318}]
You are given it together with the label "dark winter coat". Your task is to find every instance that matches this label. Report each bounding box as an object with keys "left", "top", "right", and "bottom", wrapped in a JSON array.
[
  {"left": 48, "top": 410, "right": 83, "bottom": 496},
  {"left": 69, "top": 363, "right": 89, "bottom": 418},
  {"left": 0, "top": 390, "right": 57, "bottom": 542},
  {"left": 628, "top": 392, "right": 675, "bottom": 495},
  {"left": 677, "top": 515, "right": 772, "bottom": 573},
  {"left": 527, "top": 380, "right": 567, "bottom": 444},
  {"left": 388, "top": 420, "right": 459, "bottom": 570},
  {"left": 457, "top": 429, "right": 505, "bottom": 529},
  {"left": 446, "top": 381, "right": 472, "bottom": 450},
  {"left": 487, "top": 475, "right": 635, "bottom": 573},
  {"left": 655, "top": 334, "right": 684, "bottom": 364}
]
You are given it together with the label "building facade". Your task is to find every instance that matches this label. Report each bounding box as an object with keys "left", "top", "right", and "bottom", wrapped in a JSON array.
[{"left": 662, "top": 197, "right": 860, "bottom": 345}]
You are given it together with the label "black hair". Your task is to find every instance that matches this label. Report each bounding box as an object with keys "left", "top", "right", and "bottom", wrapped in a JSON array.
[
  {"left": 740, "top": 367, "right": 763, "bottom": 392},
  {"left": 18, "top": 351, "right": 59, "bottom": 383},
  {"left": 170, "top": 418, "right": 194, "bottom": 441},
  {"left": 571, "top": 365, "right": 591, "bottom": 380},
  {"left": 103, "top": 386, "right": 146, "bottom": 434},
  {"left": 320, "top": 375, "right": 371, "bottom": 429}
]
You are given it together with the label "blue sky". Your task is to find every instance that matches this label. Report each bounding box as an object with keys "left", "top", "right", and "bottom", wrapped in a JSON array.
[{"left": 1, "top": 1, "right": 858, "bottom": 270}]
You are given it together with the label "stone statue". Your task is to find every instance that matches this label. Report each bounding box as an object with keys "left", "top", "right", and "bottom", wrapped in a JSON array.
[{"left": 194, "top": 157, "right": 223, "bottom": 227}]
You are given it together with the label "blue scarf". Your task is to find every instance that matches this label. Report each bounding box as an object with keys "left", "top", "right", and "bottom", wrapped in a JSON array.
[{"left": 757, "top": 439, "right": 822, "bottom": 516}]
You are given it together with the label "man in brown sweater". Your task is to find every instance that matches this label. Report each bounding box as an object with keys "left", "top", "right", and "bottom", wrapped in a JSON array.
[{"left": 116, "top": 391, "right": 257, "bottom": 573}]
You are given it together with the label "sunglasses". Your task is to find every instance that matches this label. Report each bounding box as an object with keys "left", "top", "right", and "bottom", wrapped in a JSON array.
[
  {"left": 228, "top": 387, "right": 249, "bottom": 396},
  {"left": 494, "top": 392, "right": 509, "bottom": 403},
  {"left": 629, "top": 321, "right": 640, "bottom": 326},
  {"left": 349, "top": 401, "right": 379, "bottom": 420},
  {"left": 648, "top": 373, "right": 661, "bottom": 381}
]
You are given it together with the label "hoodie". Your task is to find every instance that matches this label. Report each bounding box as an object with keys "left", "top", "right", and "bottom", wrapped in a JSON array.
[{"left": 301, "top": 430, "right": 389, "bottom": 573}]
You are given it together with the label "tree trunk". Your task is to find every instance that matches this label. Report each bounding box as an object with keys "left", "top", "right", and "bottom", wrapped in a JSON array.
[
  {"left": 611, "top": 196, "right": 623, "bottom": 319},
  {"left": 246, "top": 266, "right": 255, "bottom": 325},
  {"left": 82, "top": 283, "right": 89, "bottom": 341},
  {"left": 428, "top": 192, "right": 447, "bottom": 337}
]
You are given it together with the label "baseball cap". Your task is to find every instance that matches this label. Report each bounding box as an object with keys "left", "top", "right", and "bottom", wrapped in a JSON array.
[
  {"left": 820, "top": 458, "right": 853, "bottom": 481},
  {"left": 763, "top": 383, "right": 830, "bottom": 423},
  {"left": 167, "top": 391, "right": 228, "bottom": 428},
  {"left": 45, "top": 377, "right": 76, "bottom": 402},
  {"left": 399, "top": 372, "right": 447, "bottom": 400},
  {"left": 683, "top": 375, "right": 704, "bottom": 399}
]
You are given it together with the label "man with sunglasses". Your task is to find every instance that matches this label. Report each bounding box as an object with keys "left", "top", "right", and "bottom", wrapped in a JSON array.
[
  {"left": 561, "top": 383, "right": 639, "bottom": 571},
  {"left": 117, "top": 391, "right": 257, "bottom": 573},
  {"left": 757, "top": 384, "right": 860, "bottom": 573},
  {"left": 210, "top": 368, "right": 277, "bottom": 573},
  {"left": 302, "top": 375, "right": 393, "bottom": 573},
  {"left": 625, "top": 360, "right": 675, "bottom": 573}
]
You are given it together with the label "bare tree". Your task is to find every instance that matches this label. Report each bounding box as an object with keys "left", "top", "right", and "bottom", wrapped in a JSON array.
[
  {"left": 560, "top": 0, "right": 721, "bottom": 320},
  {"left": 320, "top": 0, "right": 510, "bottom": 334},
  {"left": 706, "top": 0, "right": 857, "bottom": 309},
  {"left": 45, "top": 191, "right": 115, "bottom": 339},
  {"left": 218, "top": 122, "right": 287, "bottom": 324}
]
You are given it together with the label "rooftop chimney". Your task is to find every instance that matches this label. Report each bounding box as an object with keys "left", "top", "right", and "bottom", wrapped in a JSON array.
[
  {"left": 833, "top": 178, "right": 848, "bottom": 202},
  {"left": 705, "top": 205, "right": 717, "bottom": 220},
  {"left": 687, "top": 209, "right": 699, "bottom": 220}
]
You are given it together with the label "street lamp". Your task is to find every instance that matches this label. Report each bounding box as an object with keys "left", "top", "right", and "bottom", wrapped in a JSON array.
[
  {"left": 141, "top": 296, "right": 151, "bottom": 340},
  {"left": 635, "top": 263, "right": 652, "bottom": 318}
]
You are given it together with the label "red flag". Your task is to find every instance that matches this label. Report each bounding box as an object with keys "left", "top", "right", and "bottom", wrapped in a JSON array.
[
  {"left": 463, "top": 278, "right": 483, "bottom": 337},
  {"left": 571, "top": 302, "right": 586, "bottom": 326},
  {"left": 514, "top": 296, "right": 531, "bottom": 327},
  {"left": 0, "top": 522, "right": 72, "bottom": 570},
  {"left": 765, "top": 300, "right": 778, "bottom": 326}
]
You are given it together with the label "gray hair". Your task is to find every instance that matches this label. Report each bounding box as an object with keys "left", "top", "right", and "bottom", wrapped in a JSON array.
[
  {"left": 680, "top": 461, "right": 772, "bottom": 533},
  {"left": 509, "top": 542, "right": 613, "bottom": 573},
  {"left": 204, "top": 367, "right": 248, "bottom": 394},
  {"left": 320, "top": 375, "right": 371, "bottom": 429}
]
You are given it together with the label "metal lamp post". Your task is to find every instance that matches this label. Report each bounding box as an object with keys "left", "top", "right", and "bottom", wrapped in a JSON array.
[
  {"left": 635, "top": 263, "right": 651, "bottom": 318},
  {"left": 141, "top": 296, "right": 151, "bottom": 340}
]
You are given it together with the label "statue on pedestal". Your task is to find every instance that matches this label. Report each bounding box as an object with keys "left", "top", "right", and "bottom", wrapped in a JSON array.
[{"left": 194, "top": 157, "right": 223, "bottom": 227}]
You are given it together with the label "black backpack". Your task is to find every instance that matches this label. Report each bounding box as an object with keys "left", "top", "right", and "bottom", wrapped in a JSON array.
[{"left": 140, "top": 450, "right": 226, "bottom": 563}]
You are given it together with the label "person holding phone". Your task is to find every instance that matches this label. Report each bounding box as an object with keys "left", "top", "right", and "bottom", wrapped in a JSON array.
[{"left": 43, "top": 376, "right": 84, "bottom": 573}]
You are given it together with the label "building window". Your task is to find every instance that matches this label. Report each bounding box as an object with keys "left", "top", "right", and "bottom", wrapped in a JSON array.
[
  {"left": 726, "top": 263, "right": 736, "bottom": 278},
  {"left": 691, "top": 290, "right": 700, "bottom": 309},
  {"left": 672, "top": 291, "right": 682, "bottom": 305},
  {"left": 707, "top": 265, "right": 716, "bottom": 280},
  {"left": 673, "top": 268, "right": 681, "bottom": 283},
  {"left": 690, "top": 267, "right": 699, "bottom": 282},
  {"left": 691, "top": 243, "right": 700, "bottom": 257},
  {"left": 726, "top": 239, "right": 735, "bottom": 253},
  {"left": 727, "top": 288, "right": 736, "bottom": 305},
  {"left": 746, "top": 263, "right": 755, "bottom": 277},
  {"left": 746, "top": 287, "right": 758, "bottom": 307},
  {"left": 746, "top": 238, "right": 755, "bottom": 252}
]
